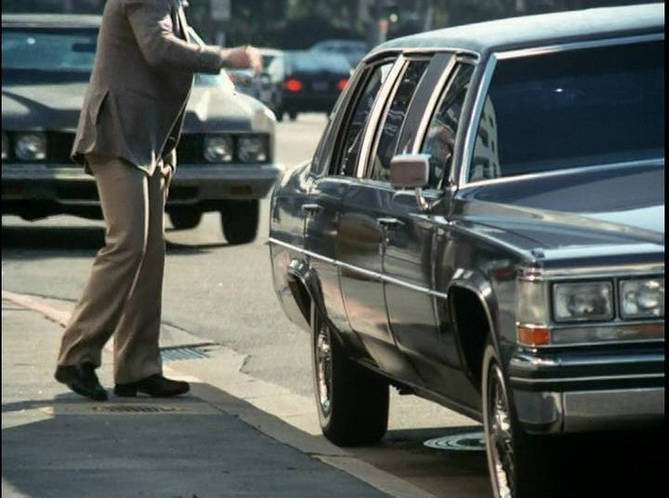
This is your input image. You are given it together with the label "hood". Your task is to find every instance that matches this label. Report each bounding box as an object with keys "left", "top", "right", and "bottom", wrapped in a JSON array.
[
  {"left": 2, "top": 82, "right": 88, "bottom": 131},
  {"left": 181, "top": 85, "right": 275, "bottom": 133},
  {"left": 456, "top": 162, "right": 664, "bottom": 257},
  {"left": 2, "top": 81, "right": 274, "bottom": 133}
]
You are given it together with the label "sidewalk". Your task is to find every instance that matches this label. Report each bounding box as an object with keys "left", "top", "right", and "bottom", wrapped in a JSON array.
[{"left": 1, "top": 297, "right": 392, "bottom": 498}]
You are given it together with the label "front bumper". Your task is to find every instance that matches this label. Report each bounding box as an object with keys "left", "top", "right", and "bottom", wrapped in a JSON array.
[
  {"left": 508, "top": 347, "right": 665, "bottom": 434},
  {"left": 1, "top": 162, "right": 283, "bottom": 209}
]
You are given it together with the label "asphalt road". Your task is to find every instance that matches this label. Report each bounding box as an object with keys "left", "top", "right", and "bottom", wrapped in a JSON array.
[{"left": 2, "top": 113, "right": 664, "bottom": 498}]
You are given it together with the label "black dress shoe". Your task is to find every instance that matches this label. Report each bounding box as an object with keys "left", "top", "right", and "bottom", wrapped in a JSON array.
[
  {"left": 114, "top": 374, "right": 189, "bottom": 397},
  {"left": 54, "top": 362, "right": 108, "bottom": 401}
]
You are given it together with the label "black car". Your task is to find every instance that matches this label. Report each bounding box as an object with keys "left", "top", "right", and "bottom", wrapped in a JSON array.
[
  {"left": 269, "top": 4, "right": 664, "bottom": 498},
  {"left": 280, "top": 50, "right": 352, "bottom": 121},
  {"left": 1, "top": 14, "right": 281, "bottom": 245}
]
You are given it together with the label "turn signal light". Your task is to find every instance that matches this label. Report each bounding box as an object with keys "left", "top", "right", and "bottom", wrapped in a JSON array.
[
  {"left": 337, "top": 78, "right": 348, "bottom": 91},
  {"left": 284, "top": 78, "right": 303, "bottom": 92},
  {"left": 517, "top": 325, "right": 550, "bottom": 346}
]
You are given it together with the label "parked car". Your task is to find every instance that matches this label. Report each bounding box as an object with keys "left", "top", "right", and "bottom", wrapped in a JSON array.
[
  {"left": 280, "top": 50, "right": 352, "bottom": 121},
  {"left": 310, "top": 38, "right": 368, "bottom": 67},
  {"left": 1, "top": 14, "right": 281, "bottom": 244},
  {"left": 268, "top": 4, "right": 664, "bottom": 497}
]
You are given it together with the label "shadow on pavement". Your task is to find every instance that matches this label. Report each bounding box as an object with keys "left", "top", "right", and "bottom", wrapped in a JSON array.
[{"left": 2, "top": 385, "right": 389, "bottom": 498}]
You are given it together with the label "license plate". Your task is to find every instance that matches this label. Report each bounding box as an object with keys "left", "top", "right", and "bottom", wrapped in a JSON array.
[{"left": 312, "top": 81, "right": 328, "bottom": 92}]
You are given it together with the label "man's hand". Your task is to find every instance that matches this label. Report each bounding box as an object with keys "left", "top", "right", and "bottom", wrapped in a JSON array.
[
  {"left": 160, "top": 163, "right": 174, "bottom": 201},
  {"left": 220, "top": 45, "right": 262, "bottom": 74}
]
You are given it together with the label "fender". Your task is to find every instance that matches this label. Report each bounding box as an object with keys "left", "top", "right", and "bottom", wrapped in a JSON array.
[
  {"left": 286, "top": 257, "right": 327, "bottom": 332},
  {"left": 446, "top": 267, "right": 501, "bottom": 376}
]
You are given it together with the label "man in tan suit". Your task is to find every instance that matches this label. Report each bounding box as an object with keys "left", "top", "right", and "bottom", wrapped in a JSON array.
[{"left": 55, "top": 0, "right": 261, "bottom": 400}]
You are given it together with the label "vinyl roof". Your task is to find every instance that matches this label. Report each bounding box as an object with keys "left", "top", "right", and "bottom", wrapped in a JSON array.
[{"left": 371, "top": 3, "right": 663, "bottom": 57}]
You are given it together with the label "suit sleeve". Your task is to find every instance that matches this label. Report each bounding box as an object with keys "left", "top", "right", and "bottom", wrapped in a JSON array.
[{"left": 124, "top": 0, "right": 224, "bottom": 74}]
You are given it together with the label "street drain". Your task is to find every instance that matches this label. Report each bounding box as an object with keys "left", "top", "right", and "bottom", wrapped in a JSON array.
[
  {"left": 160, "top": 345, "right": 209, "bottom": 361},
  {"left": 424, "top": 431, "right": 486, "bottom": 452},
  {"left": 91, "top": 405, "right": 181, "bottom": 413}
]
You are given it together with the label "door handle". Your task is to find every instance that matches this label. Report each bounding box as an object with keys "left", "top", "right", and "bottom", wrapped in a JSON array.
[
  {"left": 301, "top": 203, "right": 323, "bottom": 215},
  {"left": 377, "top": 217, "right": 403, "bottom": 229}
]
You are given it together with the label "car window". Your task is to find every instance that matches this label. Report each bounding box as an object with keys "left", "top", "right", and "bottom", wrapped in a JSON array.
[
  {"left": 290, "top": 52, "right": 351, "bottom": 73},
  {"left": 368, "top": 59, "right": 430, "bottom": 182},
  {"left": 334, "top": 61, "right": 395, "bottom": 176},
  {"left": 468, "top": 40, "right": 664, "bottom": 182},
  {"left": 421, "top": 63, "right": 474, "bottom": 189},
  {"left": 2, "top": 28, "right": 98, "bottom": 83}
]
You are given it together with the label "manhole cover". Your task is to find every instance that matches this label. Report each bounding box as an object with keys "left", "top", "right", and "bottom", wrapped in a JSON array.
[
  {"left": 424, "top": 431, "right": 486, "bottom": 451},
  {"left": 91, "top": 405, "right": 181, "bottom": 413}
]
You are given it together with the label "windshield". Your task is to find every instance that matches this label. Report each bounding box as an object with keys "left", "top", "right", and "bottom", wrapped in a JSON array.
[
  {"left": 2, "top": 27, "right": 226, "bottom": 88},
  {"left": 469, "top": 40, "right": 664, "bottom": 182},
  {"left": 2, "top": 28, "right": 98, "bottom": 83}
]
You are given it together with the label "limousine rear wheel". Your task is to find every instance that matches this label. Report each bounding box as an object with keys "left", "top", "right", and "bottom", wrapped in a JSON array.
[
  {"left": 311, "top": 304, "right": 388, "bottom": 446},
  {"left": 482, "top": 341, "right": 544, "bottom": 498}
]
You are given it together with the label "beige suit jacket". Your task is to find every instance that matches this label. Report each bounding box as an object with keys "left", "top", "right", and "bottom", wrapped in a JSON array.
[{"left": 72, "top": 0, "right": 225, "bottom": 175}]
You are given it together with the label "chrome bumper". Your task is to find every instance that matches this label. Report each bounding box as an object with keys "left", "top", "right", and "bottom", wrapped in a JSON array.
[
  {"left": 513, "top": 387, "right": 664, "bottom": 434},
  {"left": 1, "top": 162, "right": 283, "bottom": 206}
]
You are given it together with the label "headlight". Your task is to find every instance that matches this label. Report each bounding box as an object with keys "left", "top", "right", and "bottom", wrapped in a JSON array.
[
  {"left": 238, "top": 135, "right": 268, "bottom": 163},
  {"left": 203, "top": 135, "right": 233, "bottom": 163},
  {"left": 2, "top": 133, "right": 9, "bottom": 160},
  {"left": 620, "top": 278, "right": 664, "bottom": 319},
  {"left": 15, "top": 132, "right": 47, "bottom": 161},
  {"left": 553, "top": 281, "right": 613, "bottom": 322}
]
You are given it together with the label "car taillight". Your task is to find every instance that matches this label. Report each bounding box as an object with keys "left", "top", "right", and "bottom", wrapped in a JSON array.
[
  {"left": 284, "top": 78, "right": 303, "bottom": 92},
  {"left": 337, "top": 78, "right": 348, "bottom": 91}
]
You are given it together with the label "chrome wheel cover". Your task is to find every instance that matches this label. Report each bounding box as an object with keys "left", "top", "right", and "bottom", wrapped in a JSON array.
[
  {"left": 487, "top": 363, "right": 516, "bottom": 498},
  {"left": 315, "top": 323, "right": 333, "bottom": 416}
]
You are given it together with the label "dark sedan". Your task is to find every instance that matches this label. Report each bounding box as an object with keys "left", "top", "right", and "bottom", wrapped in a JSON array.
[
  {"left": 279, "top": 50, "right": 352, "bottom": 121},
  {"left": 2, "top": 14, "right": 281, "bottom": 244},
  {"left": 268, "top": 4, "right": 664, "bottom": 498}
]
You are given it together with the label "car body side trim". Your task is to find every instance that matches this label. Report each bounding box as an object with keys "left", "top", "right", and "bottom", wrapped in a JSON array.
[
  {"left": 268, "top": 237, "right": 449, "bottom": 300},
  {"left": 510, "top": 373, "right": 664, "bottom": 384}
]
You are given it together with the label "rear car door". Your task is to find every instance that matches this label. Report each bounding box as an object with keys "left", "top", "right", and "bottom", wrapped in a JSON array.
[{"left": 337, "top": 55, "right": 431, "bottom": 384}]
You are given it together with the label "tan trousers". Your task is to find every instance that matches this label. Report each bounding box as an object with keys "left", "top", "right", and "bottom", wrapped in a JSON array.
[{"left": 57, "top": 154, "right": 166, "bottom": 384}]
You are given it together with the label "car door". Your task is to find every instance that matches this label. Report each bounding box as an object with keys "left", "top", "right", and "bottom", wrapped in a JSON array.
[
  {"left": 384, "top": 58, "right": 479, "bottom": 401},
  {"left": 302, "top": 58, "right": 396, "bottom": 345},
  {"left": 337, "top": 55, "right": 431, "bottom": 385}
]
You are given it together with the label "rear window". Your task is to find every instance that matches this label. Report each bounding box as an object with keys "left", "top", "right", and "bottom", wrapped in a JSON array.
[
  {"left": 289, "top": 53, "right": 351, "bottom": 73},
  {"left": 469, "top": 40, "right": 664, "bottom": 182}
]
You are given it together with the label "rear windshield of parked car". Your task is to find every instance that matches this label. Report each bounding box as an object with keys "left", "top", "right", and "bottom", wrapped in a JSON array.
[
  {"left": 469, "top": 40, "right": 664, "bottom": 182},
  {"left": 289, "top": 53, "right": 351, "bottom": 73}
]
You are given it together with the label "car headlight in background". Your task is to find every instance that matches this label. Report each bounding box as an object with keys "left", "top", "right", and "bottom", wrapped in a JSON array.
[
  {"left": 14, "top": 132, "right": 47, "bottom": 161},
  {"left": 204, "top": 135, "right": 233, "bottom": 163},
  {"left": 238, "top": 135, "right": 268, "bottom": 163},
  {"left": 2, "top": 133, "right": 9, "bottom": 160},
  {"left": 553, "top": 281, "right": 613, "bottom": 322},
  {"left": 620, "top": 278, "right": 664, "bottom": 319}
]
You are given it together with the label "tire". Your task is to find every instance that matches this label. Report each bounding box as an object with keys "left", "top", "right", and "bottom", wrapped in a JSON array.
[
  {"left": 288, "top": 110, "right": 298, "bottom": 121},
  {"left": 220, "top": 200, "right": 259, "bottom": 245},
  {"left": 311, "top": 303, "right": 388, "bottom": 446},
  {"left": 482, "top": 340, "right": 547, "bottom": 498},
  {"left": 169, "top": 210, "right": 202, "bottom": 230}
]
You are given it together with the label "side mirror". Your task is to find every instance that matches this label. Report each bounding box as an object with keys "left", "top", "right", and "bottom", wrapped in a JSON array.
[
  {"left": 390, "top": 154, "right": 429, "bottom": 189},
  {"left": 389, "top": 154, "right": 435, "bottom": 212}
]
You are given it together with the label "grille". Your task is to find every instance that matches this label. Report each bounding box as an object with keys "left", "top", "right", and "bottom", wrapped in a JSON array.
[
  {"left": 47, "top": 132, "right": 76, "bottom": 164},
  {"left": 176, "top": 134, "right": 203, "bottom": 163}
]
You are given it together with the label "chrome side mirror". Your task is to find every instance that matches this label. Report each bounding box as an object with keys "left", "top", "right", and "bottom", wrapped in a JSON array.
[{"left": 390, "top": 154, "right": 433, "bottom": 211}]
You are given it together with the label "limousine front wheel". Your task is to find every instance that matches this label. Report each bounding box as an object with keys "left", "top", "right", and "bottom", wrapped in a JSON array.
[
  {"left": 311, "top": 304, "right": 388, "bottom": 446},
  {"left": 482, "top": 341, "right": 545, "bottom": 498}
]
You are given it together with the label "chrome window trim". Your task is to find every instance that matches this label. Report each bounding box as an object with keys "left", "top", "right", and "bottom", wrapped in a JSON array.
[
  {"left": 268, "top": 237, "right": 449, "bottom": 300},
  {"left": 459, "top": 33, "right": 665, "bottom": 187},
  {"left": 366, "top": 55, "right": 432, "bottom": 178},
  {"left": 355, "top": 56, "right": 407, "bottom": 179},
  {"left": 411, "top": 55, "right": 458, "bottom": 154},
  {"left": 364, "top": 47, "right": 480, "bottom": 64},
  {"left": 458, "top": 158, "right": 664, "bottom": 190}
]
